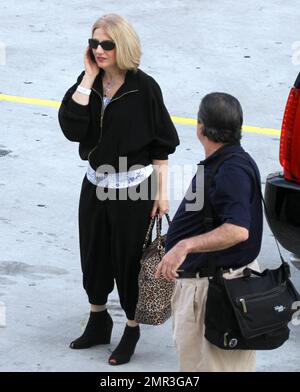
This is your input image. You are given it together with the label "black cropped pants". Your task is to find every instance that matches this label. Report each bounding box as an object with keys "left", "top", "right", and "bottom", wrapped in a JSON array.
[{"left": 78, "top": 174, "right": 155, "bottom": 320}]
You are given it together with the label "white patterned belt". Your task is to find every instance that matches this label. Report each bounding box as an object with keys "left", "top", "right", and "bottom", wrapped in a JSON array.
[{"left": 86, "top": 162, "right": 153, "bottom": 189}]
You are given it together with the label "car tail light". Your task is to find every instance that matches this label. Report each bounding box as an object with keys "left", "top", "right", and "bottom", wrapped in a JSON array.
[{"left": 280, "top": 73, "right": 300, "bottom": 183}]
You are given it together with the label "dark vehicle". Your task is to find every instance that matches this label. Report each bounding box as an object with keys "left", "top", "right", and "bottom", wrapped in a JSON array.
[{"left": 265, "top": 72, "right": 300, "bottom": 270}]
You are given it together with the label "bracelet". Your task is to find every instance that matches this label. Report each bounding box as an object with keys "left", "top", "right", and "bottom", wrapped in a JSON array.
[{"left": 76, "top": 85, "right": 91, "bottom": 96}]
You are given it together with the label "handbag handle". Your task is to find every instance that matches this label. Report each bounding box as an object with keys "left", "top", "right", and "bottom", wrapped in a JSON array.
[
  {"left": 142, "top": 213, "right": 171, "bottom": 251},
  {"left": 156, "top": 214, "right": 172, "bottom": 250}
]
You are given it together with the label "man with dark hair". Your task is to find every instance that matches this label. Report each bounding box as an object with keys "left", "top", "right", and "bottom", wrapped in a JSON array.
[
  {"left": 156, "top": 92, "right": 263, "bottom": 372},
  {"left": 198, "top": 92, "right": 243, "bottom": 143}
]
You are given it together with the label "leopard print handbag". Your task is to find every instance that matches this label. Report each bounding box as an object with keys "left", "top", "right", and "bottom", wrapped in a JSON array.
[{"left": 134, "top": 214, "right": 175, "bottom": 325}]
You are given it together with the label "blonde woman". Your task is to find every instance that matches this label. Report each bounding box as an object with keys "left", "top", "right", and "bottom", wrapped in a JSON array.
[{"left": 58, "top": 14, "right": 179, "bottom": 365}]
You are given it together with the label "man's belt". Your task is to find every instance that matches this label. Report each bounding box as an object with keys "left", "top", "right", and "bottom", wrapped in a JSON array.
[{"left": 176, "top": 267, "right": 231, "bottom": 279}]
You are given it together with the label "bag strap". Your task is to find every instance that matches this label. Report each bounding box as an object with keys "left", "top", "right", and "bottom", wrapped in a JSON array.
[
  {"left": 203, "top": 152, "right": 288, "bottom": 273},
  {"left": 142, "top": 213, "right": 171, "bottom": 251}
]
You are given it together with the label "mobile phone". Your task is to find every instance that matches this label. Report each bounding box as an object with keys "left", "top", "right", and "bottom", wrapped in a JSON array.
[{"left": 88, "top": 48, "right": 96, "bottom": 63}]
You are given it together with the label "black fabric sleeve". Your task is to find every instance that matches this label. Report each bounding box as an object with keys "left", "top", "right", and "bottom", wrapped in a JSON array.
[
  {"left": 58, "top": 71, "right": 90, "bottom": 142},
  {"left": 210, "top": 163, "right": 253, "bottom": 230},
  {"left": 149, "top": 80, "right": 179, "bottom": 160}
]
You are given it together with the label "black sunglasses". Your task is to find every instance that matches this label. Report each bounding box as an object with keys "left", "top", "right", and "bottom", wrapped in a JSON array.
[{"left": 88, "top": 38, "right": 115, "bottom": 51}]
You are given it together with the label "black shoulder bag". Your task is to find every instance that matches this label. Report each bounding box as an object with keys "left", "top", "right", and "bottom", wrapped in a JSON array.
[{"left": 203, "top": 153, "right": 300, "bottom": 350}]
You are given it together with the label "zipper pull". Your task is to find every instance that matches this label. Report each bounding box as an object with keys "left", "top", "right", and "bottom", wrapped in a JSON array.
[
  {"left": 223, "top": 332, "right": 229, "bottom": 347},
  {"left": 240, "top": 298, "right": 247, "bottom": 313}
]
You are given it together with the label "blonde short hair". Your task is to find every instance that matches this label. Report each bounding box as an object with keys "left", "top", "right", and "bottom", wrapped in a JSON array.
[{"left": 92, "top": 14, "right": 141, "bottom": 71}]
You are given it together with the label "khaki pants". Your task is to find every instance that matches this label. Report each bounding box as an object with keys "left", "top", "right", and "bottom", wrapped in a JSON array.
[{"left": 171, "top": 261, "right": 259, "bottom": 372}]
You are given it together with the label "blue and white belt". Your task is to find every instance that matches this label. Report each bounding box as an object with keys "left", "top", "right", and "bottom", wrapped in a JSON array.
[{"left": 86, "top": 162, "right": 153, "bottom": 189}]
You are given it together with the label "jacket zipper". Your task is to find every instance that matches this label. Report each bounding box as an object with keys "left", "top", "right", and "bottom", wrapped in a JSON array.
[
  {"left": 237, "top": 285, "right": 286, "bottom": 314},
  {"left": 87, "top": 88, "right": 139, "bottom": 162}
]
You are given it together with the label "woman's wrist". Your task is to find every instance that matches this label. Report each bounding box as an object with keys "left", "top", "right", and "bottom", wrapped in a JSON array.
[
  {"left": 72, "top": 74, "right": 93, "bottom": 105},
  {"left": 81, "top": 74, "right": 95, "bottom": 89},
  {"left": 154, "top": 190, "right": 168, "bottom": 201}
]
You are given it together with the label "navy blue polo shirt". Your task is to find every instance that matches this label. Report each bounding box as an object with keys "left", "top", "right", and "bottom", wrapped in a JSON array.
[{"left": 165, "top": 144, "right": 263, "bottom": 271}]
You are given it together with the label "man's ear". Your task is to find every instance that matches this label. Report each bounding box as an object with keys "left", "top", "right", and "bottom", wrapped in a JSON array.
[{"left": 197, "top": 122, "right": 205, "bottom": 136}]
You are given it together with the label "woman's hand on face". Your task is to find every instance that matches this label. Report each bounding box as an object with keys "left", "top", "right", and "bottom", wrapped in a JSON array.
[
  {"left": 150, "top": 197, "right": 169, "bottom": 218},
  {"left": 84, "top": 47, "right": 100, "bottom": 82}
]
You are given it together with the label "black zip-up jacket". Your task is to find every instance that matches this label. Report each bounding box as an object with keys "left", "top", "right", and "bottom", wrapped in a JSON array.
[{"left": 58, "top": 69, "right": 180, "bottom": 172}]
